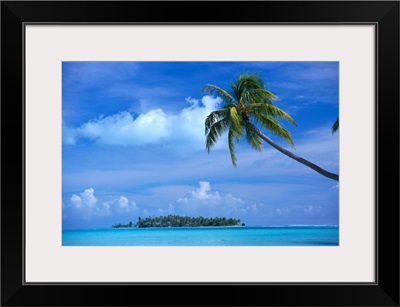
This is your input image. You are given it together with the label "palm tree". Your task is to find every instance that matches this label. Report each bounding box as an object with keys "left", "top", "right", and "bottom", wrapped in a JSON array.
[
  {"left": 203, "top": 73, "right": 339, "bottom": 181},
  {"left": 332, "top": 118, "right": 339, "bottom": 134}
]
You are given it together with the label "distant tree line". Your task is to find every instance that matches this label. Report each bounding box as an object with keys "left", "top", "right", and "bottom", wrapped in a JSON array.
[
  {"left": 112, "top": 221, "right": 134, "bottom": 228},
  {"left": 112, "top": 215, "right": 245, "bottom": 228}
]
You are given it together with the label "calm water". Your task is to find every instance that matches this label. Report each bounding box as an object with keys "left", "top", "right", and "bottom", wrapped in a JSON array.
[{"left": 62, "top": 226, "right": 339, "bottom": 246}]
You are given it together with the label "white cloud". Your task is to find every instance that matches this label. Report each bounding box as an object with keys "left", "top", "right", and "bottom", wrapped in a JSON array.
[
  {"left": 178, "top": 181, "right": 220, "bottom": 203},
  {"left": 266, "top": 207, "right": 290, "bottom": 217},
  {"left": 118, "top": 196, "right": 129, "bottom": 208},
  {"left": 67, "top": 188, "right": 137, "bottom": 218},
  {"left": 304, "top": 205, "right": 322, "bottom": 213},
  {"left": 80, "top": 188, "right": 97, "bottom": 207},
  {"left": 62, "top": 120, "right": 77, "bottom": 145},
  {"left": 70, "top": 188, "right": 97, "bottom": 209},
  {"left": 63, "top": 95, "right": 222, "bottom": 148},
  {"left": 109, "top": 196, "right": 138, "bottom": 213},
  {"left": 70, "top": 194, "right": 82, "bottom": 208},
  {"left": 95, "top": 202, "right": 112, "bottom": 217},
  {"left": 76, "top": 109, "right": 170, "bottom": 146},
  {"left": 174, "top": 181, "right": 247, "bottom": 217}
]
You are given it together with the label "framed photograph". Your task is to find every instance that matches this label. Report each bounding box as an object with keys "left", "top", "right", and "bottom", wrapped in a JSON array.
[{"left": 1, "top": 1, "right": 399, "bottom": 306}]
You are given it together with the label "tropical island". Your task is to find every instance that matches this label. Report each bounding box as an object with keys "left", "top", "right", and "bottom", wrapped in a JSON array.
[{"left": 112, "top": 215, "right": 245, "bottom": 228}]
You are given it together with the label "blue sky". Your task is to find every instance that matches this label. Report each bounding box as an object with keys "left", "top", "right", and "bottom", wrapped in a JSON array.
[{"left": 62, "top": 62, "right": 339, "bottom": 230}]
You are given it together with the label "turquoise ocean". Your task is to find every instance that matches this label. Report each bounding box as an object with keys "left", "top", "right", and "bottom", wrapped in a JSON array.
[{"left": 62, "top": 226, "right": 339, "bottom": 246}]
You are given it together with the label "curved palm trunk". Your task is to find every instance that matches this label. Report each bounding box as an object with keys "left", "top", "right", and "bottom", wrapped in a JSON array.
[{"left": 250, "top": 124, "right": 339, "bottom": 181}]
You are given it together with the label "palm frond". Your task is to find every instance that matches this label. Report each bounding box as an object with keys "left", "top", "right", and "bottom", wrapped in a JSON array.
[
  {"left": 229, "top": 106, "right": 243, "bottom": 135},
  {"left": 228, "top": 125, "right": 240, "bottom": 166},
  {"left": 205, "top": 108, "right": 229, "bottom": 135},
  {"left": 245, "top": 88, "right": 277, "bottom": 104},
  {"left": 205, "top": 111, "right": 231, "bottom": 153},
  {"left": 250, "top": 103, "right": 297, "bottom": 127},
  {"left": 245, "top": 124, "right": 263, "bottom": 152},
  {"left": 331, "top": 118, "right": 339, "bottom": 134},
  {"left": 254, "top": 114, "right": 295, "bottom": 147},
  {"left": 202, "top": 84, "right": 236, "bottom": 105},
  {"left": 232, "top": 74, "right": 264, "bottom": 103}
]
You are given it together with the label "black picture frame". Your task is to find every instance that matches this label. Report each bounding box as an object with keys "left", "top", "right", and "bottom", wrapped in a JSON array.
[{"left": 1, "top": 1, "right": 399, "bottom": 306}]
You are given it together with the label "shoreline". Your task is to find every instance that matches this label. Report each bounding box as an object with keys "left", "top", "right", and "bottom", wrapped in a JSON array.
[{"left": 63, "top": 225, "right": 339, "bottom": 232}]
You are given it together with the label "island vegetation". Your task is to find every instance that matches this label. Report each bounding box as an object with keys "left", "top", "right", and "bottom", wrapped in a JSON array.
[{"left": 112, "top": 215, "right": 245, "bottom": 228}]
